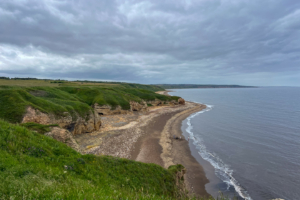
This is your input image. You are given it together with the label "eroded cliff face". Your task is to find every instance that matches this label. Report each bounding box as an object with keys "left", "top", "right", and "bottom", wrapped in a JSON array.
[
  {"left": 93, "top": 104, "right": 128, "bottom": 115},
  {"left": 45, "top": 127, "right": 81, "bottom": 152},
  {"left": 93, "top": 101, "right": 149, "bottom": 115},
  {"left": 22, "top": 106, "right": 101, "bottom": 135},
  {"left": 178, "top": 98, "right": 185, "bottom": 105},
  {"left": 146, "top": 98, "right": 185, "bottom": 107},
  {"left": 21, "top": 98, "right": 185, "bottom": 152}
]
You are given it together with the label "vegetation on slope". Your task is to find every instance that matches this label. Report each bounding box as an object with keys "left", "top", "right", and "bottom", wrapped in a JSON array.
[
  {"left": 0, "top": 85, "right": 179, "bottom": 124},
  {"left": 20, "top": 122, "right": 59, "bottom": 134},
  {"left": 0, "top": 119, "right": 188, "bottom": 199}
]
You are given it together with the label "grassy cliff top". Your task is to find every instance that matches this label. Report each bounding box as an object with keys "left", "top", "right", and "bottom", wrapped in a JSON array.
[
  {"left": 0, "top": 81, "right": 180, "bottom": 123},
  {"left": 0, "top": 79, "right": 164, "bottom": 91}
]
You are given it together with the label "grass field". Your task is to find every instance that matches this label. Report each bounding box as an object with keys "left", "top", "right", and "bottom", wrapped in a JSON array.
[
  {"left": 0, "top": 79, "right": 61, "bottom": 87},
  {"left": 0, "top": 79, "right": 162, "bottom": 91}
]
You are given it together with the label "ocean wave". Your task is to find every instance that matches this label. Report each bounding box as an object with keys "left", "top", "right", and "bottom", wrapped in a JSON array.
[{"left": 186, "top": 104, "right": 252, "bottom": 200}]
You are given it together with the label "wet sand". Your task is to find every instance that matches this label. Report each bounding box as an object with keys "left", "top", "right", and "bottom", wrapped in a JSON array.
[{"left": 131, "top": 103, "right": 210, "bottom": 197}]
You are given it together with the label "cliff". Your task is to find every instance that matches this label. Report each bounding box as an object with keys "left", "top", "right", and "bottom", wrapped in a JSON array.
[{"left": 0, "top": 85, "right": 182, "bottom": 150}]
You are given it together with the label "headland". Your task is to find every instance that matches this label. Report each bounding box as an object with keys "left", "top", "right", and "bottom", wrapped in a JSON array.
[{"left": 0, "top": 79, "right": 213, "bottom": 199}]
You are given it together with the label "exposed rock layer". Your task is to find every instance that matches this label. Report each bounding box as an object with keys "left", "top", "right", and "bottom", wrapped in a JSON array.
[
  {"left": 93, "top": 100, "right": 149, "bottom": 115},
  {"left": 45, "top": 127, "right": 81, "bottom": 152},
  {"left": 21, "top": 98, "right": 186, "bottom": 151},
  {"left": 22, "top": 106, "right": 101, "bottom": 135},
  {"left": 178, "top": 98, "right": 185, "bottom": 105}
]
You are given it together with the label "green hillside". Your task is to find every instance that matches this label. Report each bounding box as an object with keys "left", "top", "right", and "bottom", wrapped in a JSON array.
[
  {"left": 0, "top": 79, "right": 228, "bottom": 199},
  {"left": 0, "top": 85, "right": 179, "bottom": 124},
  {"left": 0, "top": 119, "right": 192, "bottom": 199}
]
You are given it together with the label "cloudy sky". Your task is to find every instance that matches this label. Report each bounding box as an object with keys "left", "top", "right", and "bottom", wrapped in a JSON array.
[{"left": 0, "top": 0, "right": 300, "bottom": 86}]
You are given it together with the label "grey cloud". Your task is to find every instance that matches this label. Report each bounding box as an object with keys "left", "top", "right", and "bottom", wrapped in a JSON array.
[{"left": 0, "top": 0, "right": 300, "bottom": 85}]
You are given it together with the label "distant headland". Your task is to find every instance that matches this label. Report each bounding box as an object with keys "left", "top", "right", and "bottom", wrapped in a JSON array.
[{"left": 155, "top": 84, "right": 257, "bottom": 89}]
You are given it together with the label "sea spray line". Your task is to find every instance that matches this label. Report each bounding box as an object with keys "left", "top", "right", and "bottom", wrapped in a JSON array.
[{"left": 185, "top": 103, "right": 252, "bottom": 200}]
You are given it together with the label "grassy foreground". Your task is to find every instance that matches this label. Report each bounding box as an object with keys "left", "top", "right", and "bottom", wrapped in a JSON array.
[
  {"left": 0, "top": 119, "right": 227, "bottom": 200},
  {"left": 0, "top": 119, "right": 188, "bottom": 199}
]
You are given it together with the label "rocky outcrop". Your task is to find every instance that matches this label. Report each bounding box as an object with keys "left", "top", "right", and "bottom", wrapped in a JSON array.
[
  {"left": 147, "top": 98, "right": 186, "bottom": 107},
  {"left": 93, "top": 104, "right": 129, "bottom": 115},
  {"left": 147, "top": 99, "right": 165, "bottom": 106},
  {"left": 178, "top": 98, "right": 185, "bottom": 105},
  {"left": 93, "top": 101, "right": 149, "bottom": 115},
  {"left": 22, "top": 106, "right": 101, "bottom": 135},
  {"left": 22, "top": 98, "right": 185, "bottom": 136},
  {"left": 129, "top": 101, "right": 148, "bottom": 112},
  {"left": 45, "top": 127, "right": 81, "bottom": 152}
]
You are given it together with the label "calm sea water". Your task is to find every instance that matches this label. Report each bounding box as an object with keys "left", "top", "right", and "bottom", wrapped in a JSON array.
[{"left": 171, "top": 87, "right": 300, "bottom": 200}]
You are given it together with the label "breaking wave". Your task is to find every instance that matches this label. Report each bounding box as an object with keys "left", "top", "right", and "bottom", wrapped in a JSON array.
[{"left": 186, "top": 103, "right": 252, "bottom": 200}]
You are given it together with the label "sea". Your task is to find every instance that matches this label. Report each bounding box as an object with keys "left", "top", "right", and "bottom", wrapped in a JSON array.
[{"left": 171, "top": 87, "right": 300, "bottom": 200}]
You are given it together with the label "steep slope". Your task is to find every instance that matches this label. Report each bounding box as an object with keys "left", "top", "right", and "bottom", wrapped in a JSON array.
[{"left": 0, "top": 119, "right": 190, "bottom": 199}]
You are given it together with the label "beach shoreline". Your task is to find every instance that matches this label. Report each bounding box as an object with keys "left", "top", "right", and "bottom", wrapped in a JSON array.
[{"left": 76, "top": 92, "right": 210, "bottom": 197}]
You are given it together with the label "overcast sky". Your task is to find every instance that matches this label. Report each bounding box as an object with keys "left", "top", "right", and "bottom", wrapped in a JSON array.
[{"left": 0, "top": 0, "right": 300, "bottom": 86}]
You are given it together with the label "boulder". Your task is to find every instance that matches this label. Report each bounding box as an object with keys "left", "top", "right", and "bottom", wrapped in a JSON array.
[
  {"left": 178, "top": 98, "right": 185, "bottom": 105},
  {"left": 93, "top": 101, "right": 149, "bottom": 115},
  {"left": 146, "top": 99, "right": 165, "bottom": 106},
  {"left": 93, "top": 104, "right": 129, "bottom": 115},
  {"left": 45, "top": 127, "right": 81, "bottom": 152},
  {"left": 130, "top": 101, "right": 148, "bottom": 112}
]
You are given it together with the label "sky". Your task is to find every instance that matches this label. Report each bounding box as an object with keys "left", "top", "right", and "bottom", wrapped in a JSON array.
[{"left": 0, "top": 0, "right": 300, "bottom": 86}]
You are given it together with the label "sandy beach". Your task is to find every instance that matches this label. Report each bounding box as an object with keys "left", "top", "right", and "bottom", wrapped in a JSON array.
[{"left": 75, "top": 94, "right": 210, "bottom": 197}]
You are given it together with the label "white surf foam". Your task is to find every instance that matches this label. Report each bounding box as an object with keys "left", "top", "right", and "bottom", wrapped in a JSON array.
[{"left": 186, "top": 103, "right": 252, "bottom": 200}]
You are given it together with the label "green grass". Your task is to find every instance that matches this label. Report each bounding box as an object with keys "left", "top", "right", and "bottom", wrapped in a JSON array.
[
  {"left": 0, "top": 119, "right": 214, "bottom": 199},
  {"left": 0, "top": 86, "right": 180, "bottom": 124},
  {"left": 20, "top": 123, "right": 59, "bottom": 134},
  {"left": 0, "top": 79, "right": 165, "bottom": 92}
]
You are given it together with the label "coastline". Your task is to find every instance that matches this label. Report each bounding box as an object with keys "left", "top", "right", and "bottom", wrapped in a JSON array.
[
  {"left": 161, "top": 102, "right": 210, "bottom": 196},
  {"left": 76, "top": 92, "right": 210, "bottom": 197}
]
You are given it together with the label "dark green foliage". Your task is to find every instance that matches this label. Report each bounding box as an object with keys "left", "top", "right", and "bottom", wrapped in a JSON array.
[
  {"left": 168, "top": 164, "right": 185, "bottom": 174},
  {"left": 11, "top": 77, "right": 38, "bottom": 80},
  {"left": 121, "top": 83, "right": 164, "bottom": 92},
  {"left": 25, "top": 146, "right": 46, "bottom": 158},
  {"left": 20, "top": 123, "right": 58, "bottom": 134}
]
